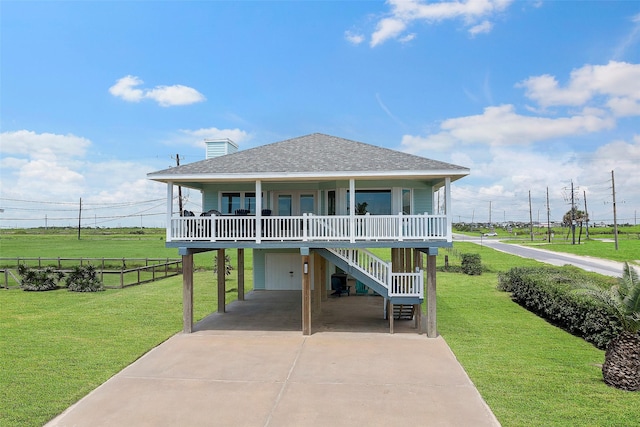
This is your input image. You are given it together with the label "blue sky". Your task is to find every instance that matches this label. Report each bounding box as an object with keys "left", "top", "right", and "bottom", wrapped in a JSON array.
[{"left": 1, "top": 0, "right": 639, "bottom": 228}]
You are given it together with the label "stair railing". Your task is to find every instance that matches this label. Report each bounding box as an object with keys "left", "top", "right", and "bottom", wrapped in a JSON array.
[{"left": 328, "top": 247, "right": 424, "bottom": 299}]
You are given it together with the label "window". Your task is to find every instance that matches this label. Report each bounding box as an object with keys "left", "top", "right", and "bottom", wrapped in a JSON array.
[
  {"left": 402, "top": 189, "right": 412, "bottom": 214},
  {"left": 300, "top": 194, "right": 314, "bottom": 214},
  {"left": 328, "top": 191, "right": 336, "bottom": 215},
  {"left": 221, "top": 192, "right": 241, "bottom": 214},
  {"left": 278, "top": 195, "right": 292, "bottom": 216},
  {"left": 245, "top": 193, "right": 256, "bottom": 214},
  {"left": 347, "top": 190, "right": 391, "bottom": 215},
  {"left": 221, "top": 192, "right": 259, "bottom": 214}
]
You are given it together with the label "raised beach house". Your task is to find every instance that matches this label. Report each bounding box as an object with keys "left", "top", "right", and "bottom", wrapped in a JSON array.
[{"left": 147, "top": 133, "right": 469, "bottom": 336}]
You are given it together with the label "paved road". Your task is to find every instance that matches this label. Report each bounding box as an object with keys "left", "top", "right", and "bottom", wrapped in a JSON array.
[{"left": 453, "top": 234, "right": 627, "bottom": 278}]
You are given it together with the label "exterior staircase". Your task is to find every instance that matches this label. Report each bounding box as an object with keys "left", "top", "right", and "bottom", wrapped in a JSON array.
[
  {"left": 315, "top": 248, "right": 424, "bottom": 306},
  {"left": 393, "top": 304, "right": 416, "bottom": 320}
]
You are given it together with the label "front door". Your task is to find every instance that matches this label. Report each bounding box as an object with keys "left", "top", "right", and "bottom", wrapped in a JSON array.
[{"left": 275, "top": 192, "right": 315, "bottom": 215}]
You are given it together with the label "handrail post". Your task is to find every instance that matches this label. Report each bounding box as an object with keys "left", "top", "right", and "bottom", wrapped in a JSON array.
[{"left": 303, "top": 213, "right": 308, "bottom": 241}]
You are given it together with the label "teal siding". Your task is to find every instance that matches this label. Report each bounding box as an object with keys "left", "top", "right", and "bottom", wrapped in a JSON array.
[
  {"left": 202, "top": 188, "right": 219, "bottom": 212},
  {"left": 414, "top": 188, "right": 433, "bottom": 214},
  {"left": 253, "top": 249, "right": 266, "bottom": 290}
]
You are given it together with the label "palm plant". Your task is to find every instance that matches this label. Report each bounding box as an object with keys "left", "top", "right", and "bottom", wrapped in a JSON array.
[{"left": 580, "top": 262, "right": 640, "bottom": 391}]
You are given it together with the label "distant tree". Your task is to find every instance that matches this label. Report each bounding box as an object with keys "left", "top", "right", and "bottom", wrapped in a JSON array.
[{"left": 562, "top": 207, "right": 588, "bottom": 227}]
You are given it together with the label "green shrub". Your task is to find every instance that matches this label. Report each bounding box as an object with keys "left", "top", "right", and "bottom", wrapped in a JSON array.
[
  {"left": 66, "top": 265, "right": 104, "bottom": 292},
  {"left": 17, "top": 264, "right": 64, "bottom": 291},
  {"left": 498, "top": 266, "right": 621, "bottom": 349},
  {"left": 461, "top": 253, "right": 482, "bottom": 275}
]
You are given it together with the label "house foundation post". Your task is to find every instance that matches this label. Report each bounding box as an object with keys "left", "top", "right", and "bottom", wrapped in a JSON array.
[
  {"left": 388, "top": 299, "right": 394, "bottom": 334},
  {"left": 301, "top": 248, "right": 311, "bottom": 335},
  {"left": 182, "top": 253, "right": 193, "bottom": 333},
  {"left": 320, "top": 255, "right": 327, "bottom": 302},
  {"left": 313, "top": 252, "right": 322, "bottom": 314},
  {"left": 426, "top": 248, "right": 438, "bottom": 338},
  {"left": 237, "top": 248, "right": 245, "bottom": 301},
  {"left": 217, "top": 249, "right": 226, "bottom": 313},
  {"left": 404, "top": 248, "right": 412, "bottom": 272}
]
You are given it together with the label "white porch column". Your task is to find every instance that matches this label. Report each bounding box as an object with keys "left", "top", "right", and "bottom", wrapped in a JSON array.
[
  {"left": 255, "top": 180, "right": 262, "bottom": 243},
  {"left": 444, "top": 177, "right": 452, "bottom": 242},
  {"left": 349, "top": 178, "right": 355, "bottom": 243},
  {"left": 166, "top": 182, "right": 173, "bottom": 242}
]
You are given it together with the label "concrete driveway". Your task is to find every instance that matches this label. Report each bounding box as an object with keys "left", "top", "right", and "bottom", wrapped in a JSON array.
[{"left": 46, "top": 291, "right": 500, "bottom": 427}]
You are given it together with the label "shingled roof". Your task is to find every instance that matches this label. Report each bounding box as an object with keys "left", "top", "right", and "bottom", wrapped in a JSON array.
[{"left": 148, "top": 133, "right": 469, "bottom": 181}]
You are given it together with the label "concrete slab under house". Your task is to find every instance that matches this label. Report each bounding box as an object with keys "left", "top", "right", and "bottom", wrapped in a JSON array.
[{"left": 147, "top": 133, "right": 469, "bottom": 336}]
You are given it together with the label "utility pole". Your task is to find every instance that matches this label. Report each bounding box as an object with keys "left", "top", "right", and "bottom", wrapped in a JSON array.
[
  {"left": 571, "top": 180, "right": 576, "bottom": 245},
  {"left": 489, "top": 201, "right": 492, "bottom": 226},
  {"left": 78, "top": 197, "right": 82, "bottom": 240},
  {"left": 528, "top": 191, "right": 533, "bottom": 241},
  {"left": 583, "top": 190, "right": 589, "bottom": 240},
  {"left": 612, "top": 170, "right": 619, "bottom": 251},
  {"left": 173, "top": 154, "right": 184, "bottom": 215},
  {"left": 546, "top": 187, "right": 551, "bottom": 243}
]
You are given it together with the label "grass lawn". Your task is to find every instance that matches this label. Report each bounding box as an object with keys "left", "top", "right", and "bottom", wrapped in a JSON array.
[
  {"left": 437, "top": 243, "right": 640, "bottom": 425},
  {"left": 1, "top": 232, "right": 639, "bottom": 426},
  {"left": 0, "top": 272, "right": 251, "bottom": 427}
]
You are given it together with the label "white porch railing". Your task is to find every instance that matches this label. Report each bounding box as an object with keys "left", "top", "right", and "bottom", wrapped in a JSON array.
[
  {"left": 329, "top": 248, "right": 424, "bottom": 299},
  {"left": 169, "top": 213, "right": 449, "bottom": 243}
]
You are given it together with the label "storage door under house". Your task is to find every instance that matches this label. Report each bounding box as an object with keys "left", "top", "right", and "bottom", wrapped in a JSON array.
[{"left": 265, "top": 253, "right": 315, "bottom": 290}]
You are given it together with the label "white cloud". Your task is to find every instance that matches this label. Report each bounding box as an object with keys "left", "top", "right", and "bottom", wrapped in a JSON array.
[
  {"left": 398, "top": 33, "right": 417, "bottom": 43},
  {"left": 402, "top": 104, "right": 614, "bottom": 151},
  {"left": 145, "top": 84, "right": 206, "bottom": 107},
  {"left": 345, "top": 30, "right": 365, "bottom": 45},
  {"left": 108, "top": 75, "right": 144, "bottom": 102},
  {"left": 607, "top": 96, "right": 640, "bottom": 117},
  {"left": 518, "top": 61, "right": 640, "bottom": 116},
  {"left": 0, "top": 129, "right": 179, "bottom": 227},
  {"left": 403, "top": 62, "right": 640, "bottom": 223},
  {"left": 469, "top": 20, "right": 493, "bottom": 36},
  {"left": 0, "top": 130, "right": 91, "bottom": 199},
  {"left": 17, "top": 159, "right": 85, "bottom": 197},
  {"left": 0, "top": 130, "right": 90, "bottom": 157},
  {"left": 109, "top": 75, "right": 206, "bottom": 107},
  {"left": 370, "top": 0, "right": 512, "bottom": 47},
  {"left": 371, "top": 17, "right": 407, "bottom": 47},
  {"left": 612, "top": 12, "right": 640, "bottom": 60}
]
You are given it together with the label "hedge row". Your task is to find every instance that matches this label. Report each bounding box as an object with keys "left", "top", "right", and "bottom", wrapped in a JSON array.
[{"left": 497, "top": 266, "right": 621, "bottom": 349}]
